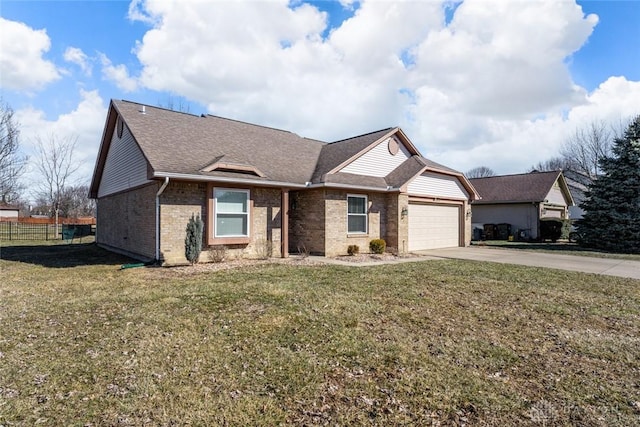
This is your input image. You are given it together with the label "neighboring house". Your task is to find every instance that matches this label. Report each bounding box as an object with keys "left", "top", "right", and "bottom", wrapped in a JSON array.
[
  {"left": 563, "top": 170, "right": 592, "bottom": 220},
  {"left": 89, "top": 100, "right": 479, "bottom": 264},
  {"left": 0, "top": 203, "right": 19, "bottom": 221},
  {"left": 469, "top": 171, "right": 574, "bottom": 240}
]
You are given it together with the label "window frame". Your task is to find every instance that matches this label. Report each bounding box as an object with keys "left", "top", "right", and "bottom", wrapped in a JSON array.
[
  {"left": 347, "top": 194, "right": 368, "bottom": 235},
  {"left": 208, "top": 186, "right": 252, "bottom": 245}
]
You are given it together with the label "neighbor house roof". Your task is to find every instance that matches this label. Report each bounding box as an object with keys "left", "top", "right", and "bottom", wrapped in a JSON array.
[
  {"left": 470, "top": 171, "right": 572, "bottom": 205},
  {"left": 0, "top": 202, "right": 19, "bottom": 210},
  {"left": 90, "top": 100, "right": 477, "bottom": 198}
]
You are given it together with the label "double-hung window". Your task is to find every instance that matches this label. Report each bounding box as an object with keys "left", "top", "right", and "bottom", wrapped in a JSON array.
[
  {"left": 347, "top": 195, "right": 368, "bottom": 234},
  {"left": 214, "top": 188, "right": 250, "bottom": 238}
]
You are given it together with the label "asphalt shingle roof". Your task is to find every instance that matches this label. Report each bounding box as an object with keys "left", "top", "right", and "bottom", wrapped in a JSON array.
[
  {"left": 114, "top": 100, "right": 325, "bottom": 184},
  {"left": 470, "top": 171, "right": 562, "bottom": 204},
  {"left": 92, "top": 100, "right": 472, "bottom": 196}
]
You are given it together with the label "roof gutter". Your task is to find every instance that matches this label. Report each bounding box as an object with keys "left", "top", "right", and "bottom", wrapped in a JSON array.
[
  {"left": 152, "top": 172, "right": 401, "bottom": 193},
  {"left": 305, "top": 182, "right": 401, "bottom": 192},
  {"left": 155, "top": 177, "right": 170, "bottom": 263},
  {"left": 153, "top": 172, "right": 307, "bottom": 189}
]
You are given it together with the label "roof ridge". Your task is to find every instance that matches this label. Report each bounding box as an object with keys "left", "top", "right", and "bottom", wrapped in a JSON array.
[
  {"left": 118, "top": 99, "right": 203, "bottom": 118},
  {"left": 470, "top": 170, "right": 560, "bottom": 180},
  {"left": 329, "top": 127, "right": 394, "bottom": 144}
]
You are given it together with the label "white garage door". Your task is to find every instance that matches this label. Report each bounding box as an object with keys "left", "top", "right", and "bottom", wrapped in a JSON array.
[{"left": 408, "top": 203, "right": 460, "bottom": 251}]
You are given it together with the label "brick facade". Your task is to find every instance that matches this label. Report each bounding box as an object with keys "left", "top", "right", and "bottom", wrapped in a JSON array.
[
  {"left": 289, "top": 189, "right": 325, "bottom": 255},
  {"left": 96, "top": 183, "right": 157, "bottom": 260},
  {"left": 388, "top": 193, "right": 410, "bottom": 254},
  {"left": 97, "top": 182, "right": 469, "bottom": 263},
  {"left": 463, "top": 201, "right": 472, "bottom": 247},
  {"left": 159, "top": 182, "right": 283, "bottom": 265},
  {"left": 159, "top": 181, "right": 207, "bottom": 264},
  {"left": 289, "top": 189, "right": 407, "bottom": 257},
  {"left": 325, "top": 189, "right": 385, "bottom": 257}
]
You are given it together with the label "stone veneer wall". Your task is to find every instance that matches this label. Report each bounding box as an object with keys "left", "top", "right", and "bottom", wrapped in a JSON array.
[
  {"left": 96, "top": 183, "right": 158, "bottom": 261},
  {"left": 160, "top": 182, "right": 283, "bottom": 264}
]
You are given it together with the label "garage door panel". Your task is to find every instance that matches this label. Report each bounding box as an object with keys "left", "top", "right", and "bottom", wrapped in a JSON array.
[{"left": 408, "top": 204, "right": 460, "bottom": 251}]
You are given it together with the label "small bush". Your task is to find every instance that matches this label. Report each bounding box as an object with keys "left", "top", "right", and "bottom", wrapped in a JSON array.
[
  {"left": 296, "top": 242, "right": 309, "bottom": 258},
  {"left": 185, "top": 214, "right": 204, "bottom": 264},
  {"left": 208, "top": 245, "right": 227, "bottom": 263},
  {"left": 560, "top": 219, "right": 572, "bottom": 240},
  {"left": 253, "top": 238, "right": 273, "bottom": 260},
  {"left": 369, "top": 239, "right": 386, "bottom": 254},
  {"left": 347, "top": 245, "right": 360, "bottom": 256}
]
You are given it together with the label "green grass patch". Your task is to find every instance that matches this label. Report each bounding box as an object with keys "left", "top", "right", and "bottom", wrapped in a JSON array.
[{"left": 1, "top": 243, "right": 639, "bottom": 425}]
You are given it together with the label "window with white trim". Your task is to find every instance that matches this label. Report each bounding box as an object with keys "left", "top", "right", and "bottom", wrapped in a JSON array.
[
  {"left": 347, "top": 195, "right": 368, "bottom": 234},
  {"left": 214, "top": 188, "right": 250, "bottom": 237}
]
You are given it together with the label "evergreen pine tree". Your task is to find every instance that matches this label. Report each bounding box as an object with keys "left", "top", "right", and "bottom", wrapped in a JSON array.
[
  {"left": 185, "top": 214, "right": 204, "bottom": 264},
  {"left": 577, "top": 115, "right": 640, "bottom": 253}
]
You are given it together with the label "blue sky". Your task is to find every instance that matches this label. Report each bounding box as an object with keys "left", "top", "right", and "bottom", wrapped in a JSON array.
[{"left": 1, "top": 0, "right": 639, "bottom": 197}]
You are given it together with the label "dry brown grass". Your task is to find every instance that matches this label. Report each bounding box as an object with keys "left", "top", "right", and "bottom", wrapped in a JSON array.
[{"left": 1, "top": 242, "right": 639, "bottom": 425}]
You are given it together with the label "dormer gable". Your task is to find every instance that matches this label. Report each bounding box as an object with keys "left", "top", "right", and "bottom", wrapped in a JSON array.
[
  {"left": 200, "top": 158, "right": 266, "bottom": 177},
  {"left": 330, "top": 128, "right": 421, "bottom": 178}
]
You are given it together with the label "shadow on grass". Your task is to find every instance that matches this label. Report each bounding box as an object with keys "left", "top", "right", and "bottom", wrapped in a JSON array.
[{"left": 0, "top": 242, "right": 136, "bottom": 268}]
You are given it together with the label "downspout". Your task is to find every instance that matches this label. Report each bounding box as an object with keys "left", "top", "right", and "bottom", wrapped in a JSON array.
[{"left": 155, "top": 177, "right": 170, "bottom": 263}]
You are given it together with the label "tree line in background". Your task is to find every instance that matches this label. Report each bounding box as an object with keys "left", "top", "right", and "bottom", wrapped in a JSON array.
[
  {"left": 466, "top": 115, "right": 639, "bottom": 253},
  {"left": 0, "top": 99, "right": 95, "bottom": 219},
  {"left": 466, "top": 118, "right": 630, "bottom": 180}
]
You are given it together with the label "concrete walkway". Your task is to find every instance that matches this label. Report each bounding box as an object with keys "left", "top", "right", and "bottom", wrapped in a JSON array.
[
  {"left": 309, "top": 247, "right": 640, "bottom": 280},
  {"left": 413, "top": 247, "right": 640, "bottom": 280}
]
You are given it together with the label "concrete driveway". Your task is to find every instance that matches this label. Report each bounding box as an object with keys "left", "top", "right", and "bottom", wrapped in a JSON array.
[{"left": 414, "top": 246, "right": 640, "bottom": 280}]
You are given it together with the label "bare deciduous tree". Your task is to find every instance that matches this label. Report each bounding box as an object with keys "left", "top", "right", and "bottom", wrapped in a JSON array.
[
  {"left": 33, "top": 134, "right": 80, "bottom": 228},
  {"left": 158, "top": 96, "right": 192, "bottom": 113},
  {"left": 560, "top": 120, "right": 618, "bottom": 179},
  {"left": 58, "top": 184, "right": 96, "bottom": 218},
  {"left": 0, "top": 100, "right": 28, "bottom": 203},
  {"left": 466, "top": 166, "right": 496, "bottom": 178},
  {"left": 528, "top": 156, "right": 574, "bottom": 173}
]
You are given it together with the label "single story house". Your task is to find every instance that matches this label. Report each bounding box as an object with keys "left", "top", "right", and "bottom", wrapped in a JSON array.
[
  {"left": 0, "top": 202, "right": 19, "bottom": 221},
  {"left": 469, "top": 171, "right": 574, "bottom": 240},
  {"left": 89, "top": 100, "right": 479, "bottom": 264}
]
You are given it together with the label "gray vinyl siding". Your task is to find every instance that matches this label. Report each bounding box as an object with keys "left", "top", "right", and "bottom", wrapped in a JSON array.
[
  {"left": 97, "top": 123, "right": 151, "bottom": 198},
  {"left": 545, "top": 183, "right": 567, "bottom": 206},
  {"left": 407, "top": 172, "right": 469, "bottom": 200},
  {"left": 471, "top": 203, "right": 540, "bottom": 238},
  {"left": 340, "top": 138, "right": 411, "bottom": 177}
]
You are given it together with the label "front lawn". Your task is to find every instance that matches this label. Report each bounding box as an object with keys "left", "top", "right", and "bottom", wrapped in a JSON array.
[{"left": 1, "top": 243, "right": 638, "bottom": 425}]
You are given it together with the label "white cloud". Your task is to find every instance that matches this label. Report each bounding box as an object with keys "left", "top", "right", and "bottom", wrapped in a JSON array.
[
  {"left": 409, "top": 0, "right": 597, "bottom": 119},
  {"left": 430, "top": 77, "right": 640, "bottom": 175},
  {"left": 338, "top": 0, "right": 357, "bottom": 11},
  {"left": 127, "top": 0, "right": 157, "bottom": 25},
  {"left": 109, "top": 0, "right": 635, "bottom": 175},
  {"left": 0, "top": 17, "right": 61, "bottom": 91},
  {"left": 64, "top": 47, "right": 92, "bottom": 76},
  {"left": 99, "top": 53, "right": 138, "bottom": 92},
  {"left": 16, "top": 90, "right": 108, "bottom": 192}
]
